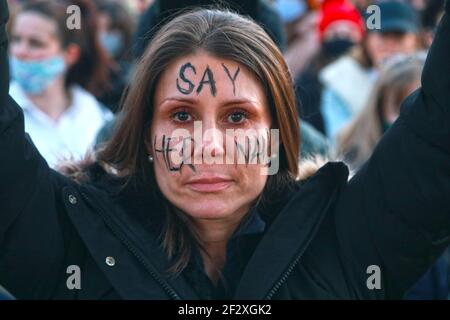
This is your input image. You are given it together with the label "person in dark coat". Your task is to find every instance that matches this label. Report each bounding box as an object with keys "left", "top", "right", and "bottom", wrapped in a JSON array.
[{"left": 1, "top": 0, "right": 450, "bottom": 300}]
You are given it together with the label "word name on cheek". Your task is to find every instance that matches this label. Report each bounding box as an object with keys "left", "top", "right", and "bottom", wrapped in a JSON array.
[{"left": 176, "top": 62, "right": 240, "bottom": 97}]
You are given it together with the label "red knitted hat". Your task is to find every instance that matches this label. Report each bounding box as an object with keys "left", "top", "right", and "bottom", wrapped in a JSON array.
[{"left": 318, "top": 0, "right": 365, "bottom": 41}]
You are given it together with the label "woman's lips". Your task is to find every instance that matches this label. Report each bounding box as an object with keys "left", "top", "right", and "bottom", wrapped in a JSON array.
[{"left": 185, "top": 177, "right": 234, "bottom": 192}]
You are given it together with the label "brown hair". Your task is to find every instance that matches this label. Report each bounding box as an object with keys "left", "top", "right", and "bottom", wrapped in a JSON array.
[
  {"left": 97, "top": 8, "right": 300, "bottom": 274},
  {"left": 336, "top": 53, "right": 426, "bottom": 171},
  {"left": 19, "top": 0, "right": 111, "bottom": 96},
  {"left": 95, "top": 0, "right": 136, "bottom": 62}
]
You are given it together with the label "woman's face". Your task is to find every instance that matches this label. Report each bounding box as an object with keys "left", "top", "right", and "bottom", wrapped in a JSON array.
[
  {"left": 323, "top": 21, "right": 363, "bottom": 43},
  {"left": 150, "top": 52, "right": 272, "bottom": 223},
  {"left": 10, "top": 11, "right": 78, "bottom": 65},
  {"left": 11, "top": 12, "right": 62, "bottom": 61},
  {"left": 366, "top": 32, "right": 419, "bottom": 67}
]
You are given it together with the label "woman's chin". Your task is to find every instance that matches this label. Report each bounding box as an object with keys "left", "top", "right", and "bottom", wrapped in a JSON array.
[{"left": 179, "top": 202, "right": 236, "bottom": 220}]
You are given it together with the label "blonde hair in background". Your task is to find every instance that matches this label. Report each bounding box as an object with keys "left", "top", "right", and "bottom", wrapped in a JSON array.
[{"left": 336, "top": 52, "right": 427, "bottom": 171}]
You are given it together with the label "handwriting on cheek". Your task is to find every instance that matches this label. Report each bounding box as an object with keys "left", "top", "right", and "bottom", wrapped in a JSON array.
[
  {"left": 176, "top": 62, "right": 240, "bottom": 97},
  {"left": 154, "top": 135, "right": 197, "bottom": 173},
  {"left": 153, "top": 130, "right": 272, "bottom": 174},
  {"left": 233, "top": 129, "right": 271, "bottom": 168}
]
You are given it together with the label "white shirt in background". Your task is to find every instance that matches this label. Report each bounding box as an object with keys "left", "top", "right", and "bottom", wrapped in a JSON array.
[{"left": 9, "top": 81, "right": 113, "bottom": 168}]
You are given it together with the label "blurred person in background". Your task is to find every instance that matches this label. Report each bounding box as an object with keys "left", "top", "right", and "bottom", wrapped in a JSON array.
[
  {"left": 320, "top": 0, "right": 422, "bottom": 143},
  {"left": 132, "top": 0, "right": 287, "bottom": 59},
  {"left": 273, "top": 0, "right": 331, "bottom": 159},
  {"left": 407, "top": 0, "right": 425, "bottom": 11},
  {"left": 8, "top": 0, "right": 113, "bottom": 167},
  {"left": 354, "top": 0, "right": 372, "bottom": 12},
  {"left": 97, "top": 0, "right": 135, "bottom": 63},
  {"left": 294, "top": 0, "right": 365, "bottom": 134},
  {"left": 420, "top": 0, "right": 445, "bottom": 48},
  {"left": 95, "top": 0, "right": 136, "bottom": 112},
  {"left": 127, "top": 0, "right": 154, "bottom": 15},
  {"left": 336, "top": 52, "right": 425, "bottom": 172},
  {"left": 280, "top": 0, "right": 320, "bottom": 82}
]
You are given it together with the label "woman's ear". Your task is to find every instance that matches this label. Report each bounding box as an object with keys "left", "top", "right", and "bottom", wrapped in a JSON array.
[{"left": 64, "top": 43, "right": 81, "bottom": 67}]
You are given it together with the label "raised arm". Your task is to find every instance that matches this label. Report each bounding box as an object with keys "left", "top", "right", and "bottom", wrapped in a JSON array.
[
  {"left": 334, "top": 1, "right": 450, "bottom": 298},
  {"left": 0, "top": 0, "right": 10, "bottom": 106},
  {"left": 0, "top": 0, "right": 68, "bottom": 299}
]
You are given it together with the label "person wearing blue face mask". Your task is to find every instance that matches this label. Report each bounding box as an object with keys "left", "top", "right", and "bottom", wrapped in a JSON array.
[
  {"left": 8, "top": 0, "right": 113, "bottom": 168},
  {"left": 95, "top": 0, "right": 136, "bottom": 112},
  {"left": 10, "top": 54, "right": 66, "bottom": 95}
]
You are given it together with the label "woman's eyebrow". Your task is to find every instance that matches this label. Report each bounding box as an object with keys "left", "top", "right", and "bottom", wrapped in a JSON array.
[
  {"left": 222, "top": 98, "right": 259, "bottom": 107},
  {"left": 158, "top": 97, "right": 199, "bottom": 108}
]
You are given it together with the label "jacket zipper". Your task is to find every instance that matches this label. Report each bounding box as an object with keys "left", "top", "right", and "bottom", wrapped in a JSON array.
[
  {"left": 264, "top": 251, "right": 303, "bottom": 300},
  {"left": 78, "top": 190, "right": 182, "bottom": 300},
  {"left": 265, "top": 181, "right": 344, "bottom": 299}
]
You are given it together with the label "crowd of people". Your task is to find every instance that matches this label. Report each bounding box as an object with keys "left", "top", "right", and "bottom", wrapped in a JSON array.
[{"left": 2, "top": 0, "right": 449, "bottom": 300}]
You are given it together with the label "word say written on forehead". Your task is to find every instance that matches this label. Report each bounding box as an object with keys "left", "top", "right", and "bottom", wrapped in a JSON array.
[{"left": 176, "top": 62, "right": 241, "bottom": 96}]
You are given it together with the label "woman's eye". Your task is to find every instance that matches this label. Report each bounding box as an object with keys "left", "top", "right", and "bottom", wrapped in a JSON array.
[
  {"left": 172, "top": 111, "right": 192, "bottom": 122},
  {"left": 227, "top": 111, "right": 247, "bottom": 124}
]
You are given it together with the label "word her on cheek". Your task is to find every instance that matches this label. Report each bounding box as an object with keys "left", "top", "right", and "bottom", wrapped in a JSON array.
[
  {"left": 176, "top": 62, "right": 241, "bottom": 97},
  {"left": 153, "top": 135, "right": 196, "bottom": 173},
  {"left": 153, "top": 121, "right": 280, "bottom": 175}
]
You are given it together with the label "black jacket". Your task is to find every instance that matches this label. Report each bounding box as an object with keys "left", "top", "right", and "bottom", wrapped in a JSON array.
[{"left": 1, "top": 0, "right": 450, "bottom": 299}]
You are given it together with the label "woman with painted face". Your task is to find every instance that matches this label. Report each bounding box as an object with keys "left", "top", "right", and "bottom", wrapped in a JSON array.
[
  {"left": 8, "top": 0, "right": 113, "bottom": 167},
  {"left": 1, "top": 0, "right": 450, "bottom": 300}
]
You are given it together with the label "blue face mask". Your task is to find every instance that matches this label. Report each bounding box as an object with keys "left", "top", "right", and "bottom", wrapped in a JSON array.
[
  {"left": 274, "top": 0, "right": 306, "bottom": 23},
  {"left": 99, "top": 31, "right": 123, "bottom": 58},
  {"left": 10, "top": 55, "right": 66, "bottom": 95}
]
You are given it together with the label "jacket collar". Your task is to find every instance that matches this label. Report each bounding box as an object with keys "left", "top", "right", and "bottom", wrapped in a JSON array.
[
  {"left": 63, "top": 181, "right": 200, "bottom": 299},
  {"left": 233, "top": 162, "right": 349, "bottom": 299},
  {"left": 64, "top": 161, "right": 348, "bottom": 300}
]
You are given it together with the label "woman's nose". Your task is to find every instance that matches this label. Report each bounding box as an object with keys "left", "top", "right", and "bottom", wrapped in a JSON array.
[{"left": 195, "top": 120, "right": 225, "bottom": 162}]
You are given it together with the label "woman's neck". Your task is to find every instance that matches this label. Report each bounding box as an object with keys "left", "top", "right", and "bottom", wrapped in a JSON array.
[
  {"left": 192, "top": 207, "right": 249, "bottom": 285},
  {"left": 27, "top": 78, "right": 71, "bottom": 123}
]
